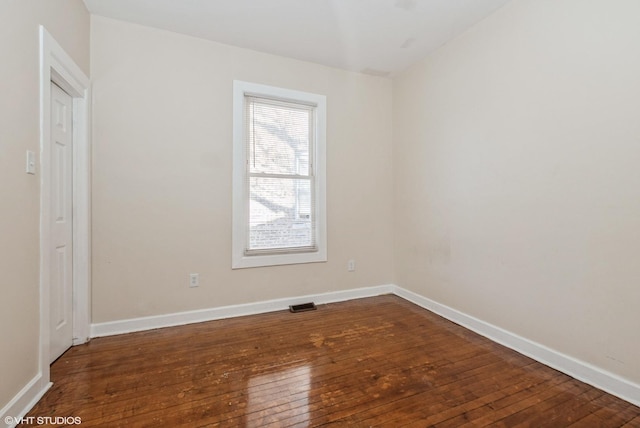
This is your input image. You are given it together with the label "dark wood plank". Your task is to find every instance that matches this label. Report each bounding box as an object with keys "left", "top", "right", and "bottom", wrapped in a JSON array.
[
  {"left": 18, "top": 295, "right": 640, "bottom": 427},
  {"left": 623, "top": 416, "right": 640, "bottom": 427}
]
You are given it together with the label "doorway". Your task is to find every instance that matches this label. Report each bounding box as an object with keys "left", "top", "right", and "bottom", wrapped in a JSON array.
[{"left": 39, "top": 26, "right": 91, "bottom": 392}]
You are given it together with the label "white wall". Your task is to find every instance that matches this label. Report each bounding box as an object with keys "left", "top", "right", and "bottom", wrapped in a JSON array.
[
  {"left": 394, "top": 0, "right": 640, "bottom": 385},
  {"left": 0, "top": 0, "right": 89, "bottom": 411},
  {"left": 90, "top": 16, "right": 394, "bottom": 323}
]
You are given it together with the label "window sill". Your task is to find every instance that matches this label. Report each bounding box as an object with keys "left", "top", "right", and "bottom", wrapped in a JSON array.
[{"left": 232, "top": 250, "right": 327, "bottom": 269}]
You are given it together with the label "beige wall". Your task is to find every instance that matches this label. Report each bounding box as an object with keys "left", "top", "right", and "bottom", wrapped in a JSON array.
[
  {"left": 6, "top": 0, "right": 638, "bottom": 412},
  {"left": 90, "top": 16, "right": 394, "bottom": 323},
  {"left": 394, "top": 0, "right": 640, "bottom": 384},
  {"left": 0, "top": 0, "right": 89, "bottom": 411}
]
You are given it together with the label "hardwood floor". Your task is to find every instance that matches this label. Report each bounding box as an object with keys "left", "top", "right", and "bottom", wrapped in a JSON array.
[{"left": 22, "top": 295, "right": 640, "bottom": 427}]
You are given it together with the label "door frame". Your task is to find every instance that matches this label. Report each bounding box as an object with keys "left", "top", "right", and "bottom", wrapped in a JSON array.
[{"left": 39, "top": 26, "right": 91, "bottom": 389}]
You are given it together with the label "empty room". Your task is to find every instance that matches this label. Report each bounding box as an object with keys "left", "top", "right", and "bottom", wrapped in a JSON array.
[{"left": 1, "top": 0, "right": 639, "bottom": 426}]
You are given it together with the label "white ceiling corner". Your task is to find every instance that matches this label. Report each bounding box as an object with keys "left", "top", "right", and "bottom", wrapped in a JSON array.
[{"left": 82, "top": 0, "right": 511, "bottom": 76}]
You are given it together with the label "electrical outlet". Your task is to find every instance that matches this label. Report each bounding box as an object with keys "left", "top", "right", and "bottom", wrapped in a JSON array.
[
  {"left": 189, "top": 273, "right": 199, "bottom": 288},
  {"left": 347, "top": 259, "right": 356, "bottom": 272}
]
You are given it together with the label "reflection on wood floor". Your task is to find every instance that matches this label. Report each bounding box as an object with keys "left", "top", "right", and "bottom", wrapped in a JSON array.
[{"left": 22, "top": 295, "right": 640, "bottom": 427}]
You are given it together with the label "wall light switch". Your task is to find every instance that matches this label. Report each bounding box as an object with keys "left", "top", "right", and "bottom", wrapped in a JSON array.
[{"left": 26, "top": 150, "right": 36, "bottom": 175}]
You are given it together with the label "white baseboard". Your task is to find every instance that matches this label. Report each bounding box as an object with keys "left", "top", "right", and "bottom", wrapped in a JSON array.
[
  {"left": 91, "top": 284, "right": 395, "bottom": 338},
  {"left": 0, "top": 373, "right": 52, "bottom": 428},
  {"left": 392, "top": 285, "right": 640, "bottom": 407}
]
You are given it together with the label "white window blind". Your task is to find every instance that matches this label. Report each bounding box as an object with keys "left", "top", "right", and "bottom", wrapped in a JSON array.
[{"left": 244, "top": 96, "right": 317, "bottom": 255}]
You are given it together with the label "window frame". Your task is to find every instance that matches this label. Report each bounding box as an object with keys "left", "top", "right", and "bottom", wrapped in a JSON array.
[{"left": 232, "top": 80, "right": 327, "bottom": 269}]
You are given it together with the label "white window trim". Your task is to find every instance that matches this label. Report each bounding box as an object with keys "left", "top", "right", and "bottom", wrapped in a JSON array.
[{"left": 232, "top": 80, "right": 327, "bottom": 269}]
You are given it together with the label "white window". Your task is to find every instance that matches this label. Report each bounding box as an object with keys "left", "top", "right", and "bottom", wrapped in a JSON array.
[{"left": 232, "top": 81, "right": 327, "bottom": 269}]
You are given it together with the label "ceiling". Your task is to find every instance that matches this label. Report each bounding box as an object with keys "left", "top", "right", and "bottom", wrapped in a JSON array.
[{"left": 82, "top": 0, "right": 511, "bottom": 76}]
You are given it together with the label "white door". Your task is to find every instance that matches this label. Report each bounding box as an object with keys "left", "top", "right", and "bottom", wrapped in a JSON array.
[{"left": 49, "top": 82, "right": 74, "bottom": 362}]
